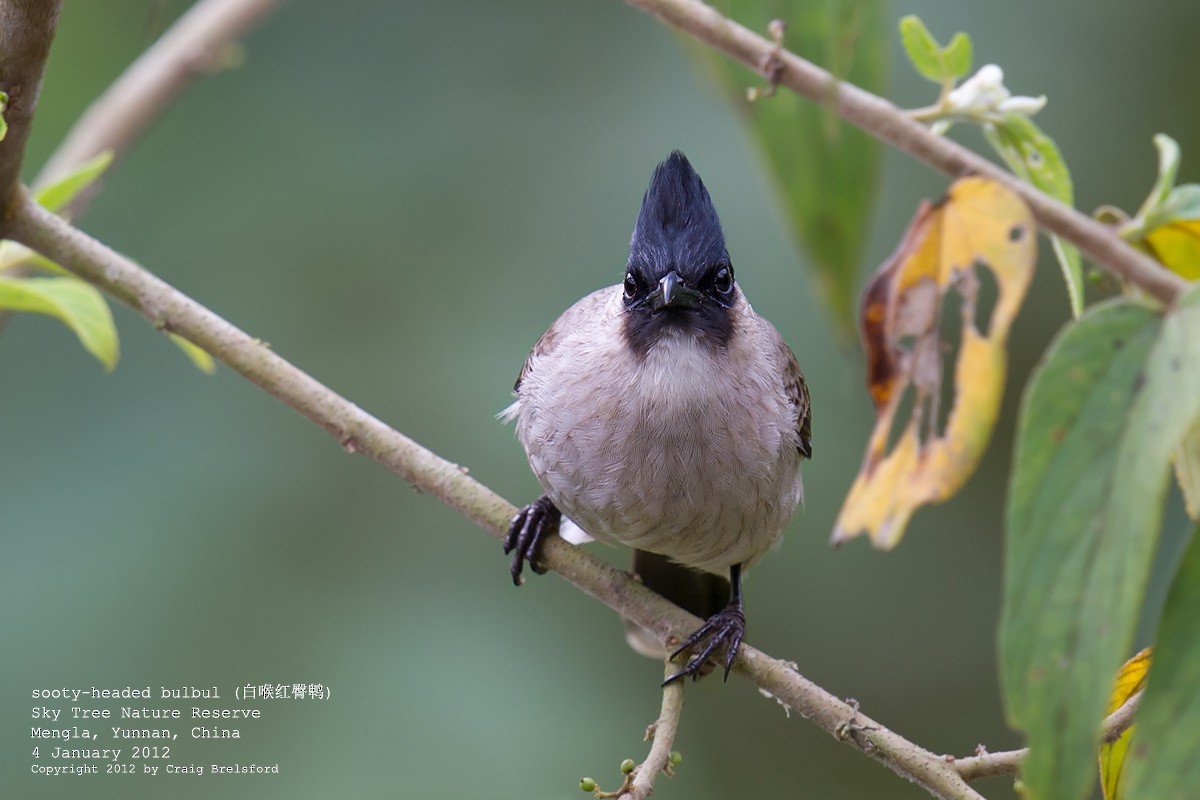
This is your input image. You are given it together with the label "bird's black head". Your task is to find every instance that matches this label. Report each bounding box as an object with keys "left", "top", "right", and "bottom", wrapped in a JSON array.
[{"left": 622, "top": 151, "right": 737, "bottom": 356}]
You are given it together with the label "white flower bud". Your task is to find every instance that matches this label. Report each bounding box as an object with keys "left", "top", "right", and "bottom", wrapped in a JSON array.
[
  {"left": 946, "top": 64, "right": 1009, "bottom": 116},
  {"left": 999, "top": 94, "right": 1048, "bottom": 115},
  {"left": 943, "top": 64, "right": 1045, "bottom": 121}
]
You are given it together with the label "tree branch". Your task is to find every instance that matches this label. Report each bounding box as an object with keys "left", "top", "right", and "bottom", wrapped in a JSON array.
[
  {"left": 35, "top": 0, "right": 284, "bottom": 203},
  {"left": 5, "top": 190, "right": 986, "bottom": 800},
  {"left": 951, "top": 689, "right": 1143, "bottom": 782},
  {"left": 620, "top": 0, "right": 1190, "bottom": 306},
  {"left": 0, "top": 0, "right": 63, "bottom": 222}
]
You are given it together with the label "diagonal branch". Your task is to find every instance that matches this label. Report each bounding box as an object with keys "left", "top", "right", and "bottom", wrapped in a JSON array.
[
  {"left": 35, "top": 0, "right": 284, "bottom": 207},
  {"left": 620, "top": 0, "right": 1190, "bottom": 306},
  {"left": 5, "top": 190, "right": 986, "bottom": 800}
]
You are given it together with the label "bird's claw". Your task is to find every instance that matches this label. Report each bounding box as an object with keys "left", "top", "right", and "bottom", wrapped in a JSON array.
[
  {"left": 663, "top": 604, "right": 746, "bottom": 684},
  {"left": 503, "top": 496, "right": 560, "bottom": 586}
]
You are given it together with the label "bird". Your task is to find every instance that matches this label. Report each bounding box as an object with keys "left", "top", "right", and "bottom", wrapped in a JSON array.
[{"left": 501, "top": 151, "right": 811, "bottom": 683}]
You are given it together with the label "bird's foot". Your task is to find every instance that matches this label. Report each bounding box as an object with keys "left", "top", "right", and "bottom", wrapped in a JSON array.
[
  {"left": 663, "top": 603, "right": 746, "bottom": 684},
  {"left": 503, "top": 496, "right": 560, "bottom": 586}
]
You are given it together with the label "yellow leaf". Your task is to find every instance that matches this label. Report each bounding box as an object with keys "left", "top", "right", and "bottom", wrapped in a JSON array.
[
  {"left": 1100, "top": 648, "right": 1152, "bottom": 800},
  {"left": 833, "top": 177, "right": 1036, "bottom": 548},
  {"left": 1143, "top": 219, "right": 1200, "bottom": 280}
]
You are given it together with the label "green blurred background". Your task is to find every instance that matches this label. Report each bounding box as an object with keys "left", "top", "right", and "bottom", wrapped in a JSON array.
[{"left": 3, "top": 1, "right": 1198, "bottom": 798}]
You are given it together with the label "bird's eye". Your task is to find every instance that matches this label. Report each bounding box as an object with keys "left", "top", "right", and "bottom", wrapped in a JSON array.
[
  {"left": 713, "top": 267, "right": 734, "bottom": 295},
  {"left": 623, "top": 271, "right": 638, "bottom": 299}
]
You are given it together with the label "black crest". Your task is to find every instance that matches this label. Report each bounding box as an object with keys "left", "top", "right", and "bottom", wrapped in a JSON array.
[
  {"left": 622, "top": 152, "right": 736, "bottom": 356},
  {"left": 628, "top": 151, "right": 729, "bottom": 283}
]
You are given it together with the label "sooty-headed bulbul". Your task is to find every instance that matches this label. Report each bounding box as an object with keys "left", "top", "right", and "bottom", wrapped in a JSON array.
[{"left": 501, "top": 151, "right": 812, "bottom": 683}]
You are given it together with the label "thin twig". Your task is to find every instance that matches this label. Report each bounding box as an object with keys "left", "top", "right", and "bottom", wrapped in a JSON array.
[
  {"left": 6, "top": 190, "right": 986, "bottom": 800},
  {"left": 615, "top": 661, "right": 686, "bottom": 800},
  {"left": 620, "top": 0, "right": 1190, "bottom": 306},
  {"left": 951, "top": 689, "right": 1143, "bottom": 782},
  {"left": 1100, "top": 688, "right": 1143, "bottom": 744},
  {"left": 952, "top": 747, "right": 1025, "bottom": 784},
  {"left": 35, "top": 0, "right": 284, "bottom": 197}
]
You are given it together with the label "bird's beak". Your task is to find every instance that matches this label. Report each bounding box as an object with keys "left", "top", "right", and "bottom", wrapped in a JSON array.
[{"left": 650, "top": 271, "right": 702, "bottom": 311}]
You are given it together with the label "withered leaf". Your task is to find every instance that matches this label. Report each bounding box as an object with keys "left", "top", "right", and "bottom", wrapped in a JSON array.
[{"left": 833, "top": 176, "right": 1036, "bottom": 548}]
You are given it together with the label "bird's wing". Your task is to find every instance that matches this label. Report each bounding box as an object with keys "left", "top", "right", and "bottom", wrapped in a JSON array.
[
  {"left": 780, "top": 341, "right": 812, "bottom": 460},
  {"left": 512, "top": 287, "right": 614, "bottom": 394}
]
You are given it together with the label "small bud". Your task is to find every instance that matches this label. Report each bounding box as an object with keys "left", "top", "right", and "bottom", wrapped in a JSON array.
[
  {"left": 669, "top": 751, "right": 684, "bottom": 766},
  {"left": 579, "top": 777, "right": 597, "bottom": 792},
  {"left": 620, "top": 758, "right": 636, "bottom": 774}
]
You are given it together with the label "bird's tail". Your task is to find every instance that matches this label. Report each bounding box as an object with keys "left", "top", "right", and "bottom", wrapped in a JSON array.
[{"left": 625, "top": 549, "right": 730, "bottom": 659}]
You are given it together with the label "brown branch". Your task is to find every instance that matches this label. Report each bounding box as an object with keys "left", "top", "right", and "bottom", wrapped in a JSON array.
[
  {"left": 951, "top": 689, "right": 1143, "bottom": 782},
  {"left": 5, "top": 190, "right": 986, "bottom": 800},
  {"left": 620, "top": 0, "right": 1190, "bottom": 306},
  {"left": 0, "top": 0, "right": 64, "bottom": 223}
]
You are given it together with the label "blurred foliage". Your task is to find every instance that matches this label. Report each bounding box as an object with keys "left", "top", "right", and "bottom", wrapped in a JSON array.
[{"left": 696, "top": 0, "right": 888, "bottom": 340}]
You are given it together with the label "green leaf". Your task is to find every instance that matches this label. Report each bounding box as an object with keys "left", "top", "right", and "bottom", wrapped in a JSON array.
[
  {"left": 899, "top": 15, "right": 945, "bottom": 83},
  {"left": 0, "top": 240, "right": 69, "bottom": 274},
  {"left": 1051, "top": 235, "right": 1084, "bottom": 317},
  {"left": 1141, "top": 133, "right": 1182, "bottom": 218},
  {"left": 1156, "top": 184, "right": 1200, "bottom": 225},
  {"left": 1124, "top": 523, "right": 1200, "bottom": 799},
  {"left": 899, "top": 16, "right": 971, "bottom": 84},
  {"left": 0, "top": 90, "right": 8, "bottom": 142},
  {"left": 941, "top": 32, "right": 973, "bottom": 79},
  {"left": 33, "top": 150, "right": 114, "bottom": 215},
  {"left": 0, "top": 275, "right": 119, "bottom": 370},
  {"left": 985, "top": 113, "right": 1084, "bottom": 316},
  {"left": 168, "top": 333, "right": 216, "bottom": 374},
  {"left": 1000, "top": 287, "right": 1200, "bottom": 800},
  {"left": 698, "top": 0, "right": 888, "bottom": 339}
]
